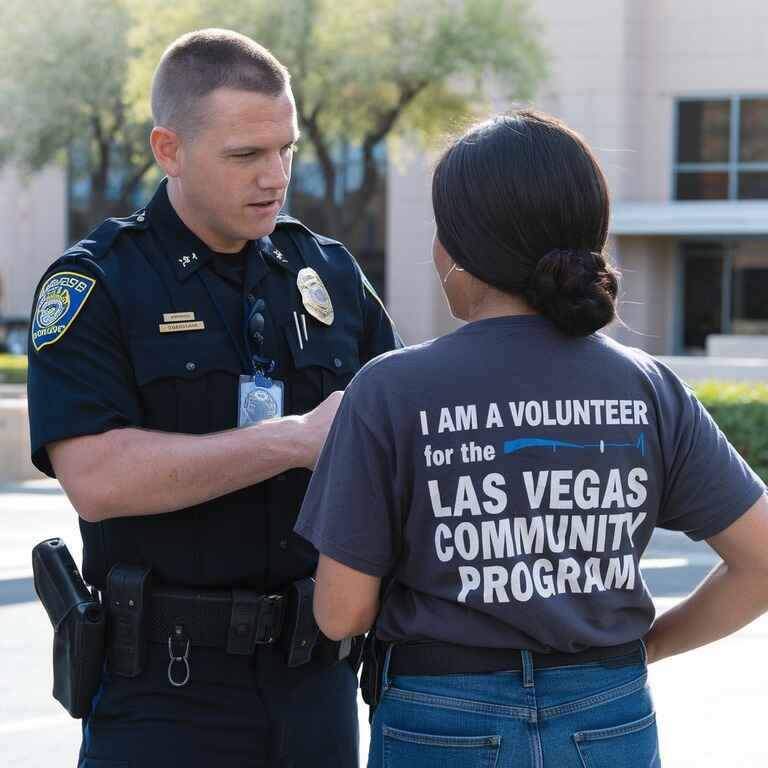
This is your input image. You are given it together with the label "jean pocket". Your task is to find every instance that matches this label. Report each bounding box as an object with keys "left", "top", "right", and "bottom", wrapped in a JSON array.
[
  {"left": 574, "top": 711, "right": 660, "bottom": 768},
  {"left": 383, "top": 726, "right": 500, "bottom": 768}
]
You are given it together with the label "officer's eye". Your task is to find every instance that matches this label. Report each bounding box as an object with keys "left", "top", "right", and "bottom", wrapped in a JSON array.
[{"left": 281, "top": 142, "right": 298, "bottom": 156}]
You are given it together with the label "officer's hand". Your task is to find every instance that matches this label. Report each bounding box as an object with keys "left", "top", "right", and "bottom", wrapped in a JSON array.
[{"left": 298, "top": 390, "right": 344, "bottom": 469}]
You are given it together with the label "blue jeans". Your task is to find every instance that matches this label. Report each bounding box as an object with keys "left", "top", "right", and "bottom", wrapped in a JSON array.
[{"left": 368, "top": 642, "right": 660, "bottom": 768}]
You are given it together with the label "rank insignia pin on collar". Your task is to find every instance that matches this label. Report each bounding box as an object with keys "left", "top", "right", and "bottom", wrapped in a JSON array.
[
  {"left": 178, "top": 253, "right": 199, "bottom": 268},
  {"left": 297, "top": 267, "right": 334, "bottom": 326}
]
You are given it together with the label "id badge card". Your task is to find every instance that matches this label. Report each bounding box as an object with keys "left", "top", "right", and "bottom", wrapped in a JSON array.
[{"left": 238, "top": 374, "right": 284, "bottom": 427}]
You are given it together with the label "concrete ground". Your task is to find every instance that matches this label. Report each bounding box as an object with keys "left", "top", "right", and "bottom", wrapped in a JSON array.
[{"left": 1, "top": 480, "right": 765, "bottom": 767}]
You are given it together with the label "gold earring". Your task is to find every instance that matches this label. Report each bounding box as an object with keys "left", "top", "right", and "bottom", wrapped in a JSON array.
[{"left": 442, "top": 263, "right": 465, "bottom": 285}]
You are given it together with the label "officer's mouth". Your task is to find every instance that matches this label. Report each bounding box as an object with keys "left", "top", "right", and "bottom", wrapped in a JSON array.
[{"left": 247, "top": 199, "right": 282, "bottom": 214}]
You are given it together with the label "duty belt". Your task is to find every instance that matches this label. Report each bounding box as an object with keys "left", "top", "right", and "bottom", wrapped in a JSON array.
[
  {"left": 149, "top": 587, "right": 286, "bottom": 654},
  {"left": 105, "top": 569, "right": 359, "bottom": 688}
]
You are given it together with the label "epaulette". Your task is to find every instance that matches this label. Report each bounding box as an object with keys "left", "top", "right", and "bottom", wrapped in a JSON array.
[
  {"left": 59, "top": 210, "right": 150, "bottom": 265},
  {"left": 274, "top": 214, "right": 343, "bottom": 248}
]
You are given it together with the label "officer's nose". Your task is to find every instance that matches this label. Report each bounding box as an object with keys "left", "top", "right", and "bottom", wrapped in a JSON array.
[{"left": 258, "top": 151, "right": 290, "bottom": 192}]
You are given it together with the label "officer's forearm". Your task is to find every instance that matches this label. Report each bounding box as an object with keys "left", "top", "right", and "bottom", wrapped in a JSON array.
[{"left": 49, "top": 418, "right": 309, "bottom": 522}]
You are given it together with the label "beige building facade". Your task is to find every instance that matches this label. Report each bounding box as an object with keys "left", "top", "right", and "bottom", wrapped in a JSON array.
[
  {"left": 0, "top": 165, "right": 67, "bottom": 321},
  {"left": 387, "top": 0, "right": 768, "bottom": 352},
  {"left": 2, "top": 1, "right": 767, "bottom": 357}
]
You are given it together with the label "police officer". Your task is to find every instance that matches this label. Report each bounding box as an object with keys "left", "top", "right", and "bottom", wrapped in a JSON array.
[{"left": 27, "top": 29, "right": 400, "bottom": 768}]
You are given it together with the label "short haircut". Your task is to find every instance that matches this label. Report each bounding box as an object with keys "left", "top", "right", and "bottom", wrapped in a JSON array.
[{"left": 151, "top": 28, "right": 291, "bottom": 137}]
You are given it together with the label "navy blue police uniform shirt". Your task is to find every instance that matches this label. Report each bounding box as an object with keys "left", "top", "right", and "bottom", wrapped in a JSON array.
[{"left": 27, "top": 179, "right": 402, "bottom": 592}]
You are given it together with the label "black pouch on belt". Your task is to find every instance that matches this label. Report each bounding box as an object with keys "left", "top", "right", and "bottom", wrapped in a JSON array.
[
  {"left": 31, "top": 538, "right": 106, "bottom": 719},
  {"left": 105, "top": 563, "right": 152, "bottom": 677},
  {"left": 279, "top": 577, "right": 320, "bottom": 667},
  {"left": 360, "top": 633, "right": 387, "bottom": 722}
]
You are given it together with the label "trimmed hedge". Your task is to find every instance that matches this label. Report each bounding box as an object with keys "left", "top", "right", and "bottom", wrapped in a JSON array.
[
  {"left": 694, "top": 381, "right": 768, "bottom": 484},
  {"left": 0, "top": 354, "right": 27, "bottom": 384}
]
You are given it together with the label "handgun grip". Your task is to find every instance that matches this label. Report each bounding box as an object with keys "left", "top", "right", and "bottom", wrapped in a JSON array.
[{"left": 32, "top": 538, "right": 93, "bottom": 628}]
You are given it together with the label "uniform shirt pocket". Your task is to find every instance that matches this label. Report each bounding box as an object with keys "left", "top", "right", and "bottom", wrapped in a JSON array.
[
  {"left": 282, "top": 320, "right": 361, "bottom": 413},
  {"left": 129, "top": 331, "right": 242, "bottom": 433}
]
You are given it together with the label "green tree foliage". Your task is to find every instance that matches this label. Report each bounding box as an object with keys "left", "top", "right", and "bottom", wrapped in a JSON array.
[
  {"left": 0, "top": 0, "right": 545, "bottom": 243},
  {"left": 0, "top": 0, "right": 156, "bottom": 224}
]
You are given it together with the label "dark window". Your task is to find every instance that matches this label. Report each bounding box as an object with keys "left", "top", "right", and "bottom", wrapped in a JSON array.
[
  {"left": 739, "top": 99, "right": 768, "bottom": 162},
  {"left": 737, "top": 172, "right": 768, "bottom": 199},
  {"left": 732, "top": 246, "right": 768, "bottom": 332},
  {"left": 681, "top": 241, "right": 768, "bottom": 351},
  {"left": 677, "top": 100, "right": 730, "bottom": 163},
  {"left": 675, "top": 97, "right": 768, "bottom": 200},
  {"left": 682, "top": 245, "right": 724, "bottom": 351},
  {"left": 675, "top": 172, "right": 729, "bottom": 200}
]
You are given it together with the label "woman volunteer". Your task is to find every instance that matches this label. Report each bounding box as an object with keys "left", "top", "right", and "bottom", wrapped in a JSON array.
[{"left": 294, "top": 110, "right": 768, "bottom": 767}]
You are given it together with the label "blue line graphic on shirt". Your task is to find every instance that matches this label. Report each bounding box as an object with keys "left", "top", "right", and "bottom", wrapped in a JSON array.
[{"left": 503, "top": 432, "right": 646, "bottom": 457}]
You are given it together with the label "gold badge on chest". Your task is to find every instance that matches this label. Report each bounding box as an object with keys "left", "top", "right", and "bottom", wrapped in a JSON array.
[{"left": 297, "top": 267, "right": 334, "bottom": 326}]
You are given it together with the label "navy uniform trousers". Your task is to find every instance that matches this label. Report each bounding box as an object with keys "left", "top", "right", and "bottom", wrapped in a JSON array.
[{"left": 78, "top": 643, "right": 359, "bottom": 768}]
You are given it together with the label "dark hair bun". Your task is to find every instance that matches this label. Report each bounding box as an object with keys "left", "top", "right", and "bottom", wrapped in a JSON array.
[{"left": 524, "top": 249, "right": 619, "bottom": 336}]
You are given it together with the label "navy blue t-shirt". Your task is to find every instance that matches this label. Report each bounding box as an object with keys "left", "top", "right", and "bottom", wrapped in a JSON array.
[{"left": 295, "top": 315, "right": 765, "bottom": 652}]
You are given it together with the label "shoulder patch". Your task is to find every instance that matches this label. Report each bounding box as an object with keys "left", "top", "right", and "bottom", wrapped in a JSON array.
[{"left": 31, "top": 271, "right": 96, "bottom": 352}]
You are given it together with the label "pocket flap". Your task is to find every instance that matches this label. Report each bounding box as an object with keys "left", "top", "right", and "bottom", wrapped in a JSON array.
[
  {"left": 129, "top": 331, "right": 241, "bottom": 385},
  {"left": 282, "top": 320, "right": 359, "bottom": 375}
]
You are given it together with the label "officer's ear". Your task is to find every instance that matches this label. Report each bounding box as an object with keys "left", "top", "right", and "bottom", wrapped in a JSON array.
[{"left": 150, "top": 126, "right": 183, "bottom": 178}]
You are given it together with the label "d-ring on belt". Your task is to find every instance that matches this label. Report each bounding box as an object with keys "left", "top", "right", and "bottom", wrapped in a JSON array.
[
  {"left": 150, "top": 587, "right": 286, "bottom": 650},
  {"left": 153, "top": 587, "right": 288, "bottom": 687}
]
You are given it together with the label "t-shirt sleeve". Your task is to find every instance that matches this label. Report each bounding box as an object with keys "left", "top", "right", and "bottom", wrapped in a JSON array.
[
  {"left": 656, "top": 371, "right": 765, "bottom": 540},
  {"left": 294, "top": 384, "right": 402, "bottom": 577},
  {"left": 27, "top": 268, "right": 142, "bottom": 477}
]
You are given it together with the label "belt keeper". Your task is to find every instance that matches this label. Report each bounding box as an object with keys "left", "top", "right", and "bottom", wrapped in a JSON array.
[
  {"left": 227, "top": 590, "right": 263, "bottom": 654},
  {"left": 226, "top": 590, "right": 284, "bottom": 654}
]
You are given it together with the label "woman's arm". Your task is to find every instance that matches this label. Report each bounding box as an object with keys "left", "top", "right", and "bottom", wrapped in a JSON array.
[
  {"left": 313, "top": 554, "right": 381, "bottom": 641},
  {"left": 644, "top": 493, "right": 768, "bottom": 663}
]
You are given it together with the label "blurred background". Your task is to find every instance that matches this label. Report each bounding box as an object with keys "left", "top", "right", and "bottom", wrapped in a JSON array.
[{"left": 1, "top": 1, "right": 767, "bottom": 766}]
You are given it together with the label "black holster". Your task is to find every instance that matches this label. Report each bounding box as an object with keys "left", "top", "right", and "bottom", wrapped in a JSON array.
[
  {"left": 279, "top": 577, "right": 320, "bottom": 667},
  {"left": 360, "top": 634, "right": 388, "bottom": 721},
  {"left": 31, "top": 538, "right": 106, "bottom": 719}
]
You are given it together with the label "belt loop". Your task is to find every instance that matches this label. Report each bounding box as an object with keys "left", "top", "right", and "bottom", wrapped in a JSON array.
[{"left": 521, "top": 649, "right": 534, "bottom": 688}]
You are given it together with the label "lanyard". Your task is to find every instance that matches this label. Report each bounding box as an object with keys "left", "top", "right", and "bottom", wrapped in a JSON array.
[{"left": 196, "top": 268, "right": 273, "bottom": 376}]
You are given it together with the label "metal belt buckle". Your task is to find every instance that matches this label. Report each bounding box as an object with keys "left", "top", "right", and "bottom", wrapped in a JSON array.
[{"left": 254, "top": 594, "right": 285, "bottom": 645}]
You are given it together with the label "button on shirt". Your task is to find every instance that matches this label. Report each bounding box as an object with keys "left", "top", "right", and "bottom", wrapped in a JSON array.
[{"left": 27, "top": 180, "right": 402, "bottom": 592}]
